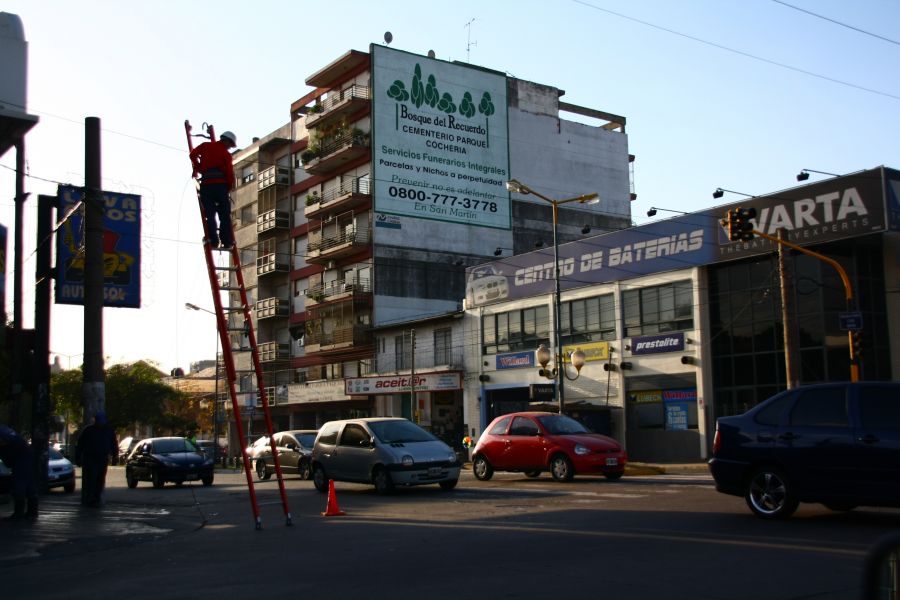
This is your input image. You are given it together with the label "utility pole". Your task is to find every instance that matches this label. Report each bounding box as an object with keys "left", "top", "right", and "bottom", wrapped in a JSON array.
[
  {"left": 33, "top": 194, "right": 55, "bottom": 490},
  {"left": 82, "top": 117, "right": 105, "bottom": 423},
  {"left": 11, "top": 138, "right": 28, "bottom": 431},
  {"left": 777, "top": 229, "right": 799, "bottom": 388}
]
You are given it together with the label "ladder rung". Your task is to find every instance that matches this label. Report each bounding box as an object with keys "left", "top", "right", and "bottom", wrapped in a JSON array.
[
  {"left": 258, "top": 501, "right": 284, "bottom": 506},
  {"left": 215, "top": 265, "right": 238, "bottom": 272},
  {"left": 221, "top": 286, "right": 241, "bottom": 291}
]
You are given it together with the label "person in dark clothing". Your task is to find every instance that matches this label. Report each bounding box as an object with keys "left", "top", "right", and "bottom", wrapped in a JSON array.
[
  {"left": 74, "top": 411, "right": 118, "bottom": 507},
  {"left": 0, "top": 424, "right": 38, "bottom": 520},
  {"left": 189, "top": 130, "right": 237, "bottom": 248}
]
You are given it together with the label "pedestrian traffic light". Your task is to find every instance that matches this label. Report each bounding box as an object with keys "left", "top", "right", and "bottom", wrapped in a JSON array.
[{"left": 727, "top": 206, "right": 757, "bottom": 241}]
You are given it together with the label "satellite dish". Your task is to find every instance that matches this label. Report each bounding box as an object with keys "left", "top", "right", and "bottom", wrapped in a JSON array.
[
  {"left": 384, "top": 31, "right": 393, "bottom": 45},
  {"left": 427, "top": 50, "right": 436, "bottom": 59}
]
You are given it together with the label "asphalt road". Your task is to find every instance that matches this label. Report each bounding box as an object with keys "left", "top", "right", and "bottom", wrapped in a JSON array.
[{"left": 2, "top": 466, "right": 899, "bottom": 599}]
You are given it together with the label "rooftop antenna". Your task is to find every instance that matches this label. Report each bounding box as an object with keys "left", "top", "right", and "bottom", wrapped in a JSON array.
[
  {"left": 465, "top": 18, "right": 476, "bottom": 62},
  {"left": 384, "top": 31, "right": 393, "bottom": 45}
]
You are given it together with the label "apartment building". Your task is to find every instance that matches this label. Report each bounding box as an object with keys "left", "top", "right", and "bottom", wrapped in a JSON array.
[{"left": 225, "top": 44, "right": 633, "bottom": 443}]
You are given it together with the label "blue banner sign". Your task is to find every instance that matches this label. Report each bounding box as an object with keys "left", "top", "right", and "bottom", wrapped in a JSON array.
[{"left": 496, "top": 351, "right": 534, "bottom": 370}]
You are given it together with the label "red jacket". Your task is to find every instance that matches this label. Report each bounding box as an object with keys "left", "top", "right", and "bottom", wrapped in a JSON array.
[{"left": 190, "top": 140, "right": 235, "bottom": 190}]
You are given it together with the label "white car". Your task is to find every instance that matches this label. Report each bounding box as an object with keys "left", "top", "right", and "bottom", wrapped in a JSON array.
[{"left": 47, "top": 447, "right": 76, "bottom": 493}]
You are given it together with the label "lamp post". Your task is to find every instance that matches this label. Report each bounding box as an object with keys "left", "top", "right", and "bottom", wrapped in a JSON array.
[
  {"left": 505, "top": 179, "right": 598, "bottom": 414},
  {"left": 185, "top": 302, "right": 220, "bottom": 464}
]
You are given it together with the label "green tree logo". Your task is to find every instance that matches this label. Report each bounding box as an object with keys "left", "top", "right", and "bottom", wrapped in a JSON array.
[{"left": 386, "top": 62, "right": 494, "bottom": 120}]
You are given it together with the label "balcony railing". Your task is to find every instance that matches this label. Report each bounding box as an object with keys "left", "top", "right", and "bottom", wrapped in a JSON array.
[
  {"left": 304, "top": 325, "right": 372, "bottom": 354},
  {"left": 257, "top": 209, "right": 290, "bottom": 234},
  {"left": 256, "top": 296, "right": 290, "bottom": 320},
  {"left": 305, "top": 278, "right": 371, "bottom": 305},
  {"left": 301, "top": 130, "right": 370, "bottom": 176},
  {"left": 258, "top": 341, "right": 291, "bottom": 363},
  {"left": 258, "top": 165, "right": 290, "bottom": 191},
  {"left": 306, "top": 226, "right": 370, "bottom": 262},
  {"left": 256, "top": 252, "right": 290, "bottom": 275},
  {"left": 305, "top": 85, "right": 370, "bottom": 129},
  {"left": 304, "top": 177, "right": 371, "bottom": 219}
]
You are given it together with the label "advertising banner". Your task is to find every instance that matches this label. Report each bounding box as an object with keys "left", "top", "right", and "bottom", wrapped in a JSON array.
[
  {"left": 630, "top": 332, "right": 685, "bottom": 355},
  {"left": 372, "top": 45, "right": 510, "bottom": 229},
  {"left": 466, "top": 168, "right": 890, "bottom": 307},
  {"left": 496, "top": 351, "right": 534, "bottom": 370},
  {"left": 55, "top": 185, "right": 141, "bottom": 308},
  {"left": 345, "top": 371, "right": 462, "bottom": 395}
]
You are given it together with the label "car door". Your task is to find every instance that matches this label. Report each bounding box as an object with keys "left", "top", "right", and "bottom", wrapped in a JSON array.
[
  {"left": 852, "top": 383, "right": 900, "bottom": 501},
  {"left": 279, "top": 434, "right": 301, "bottom": 473},
  {"left": 774, "top": 385, "right": 856, "bottom": 495},
  {"left": 503, "top": 416, "right": 547, "bottom": 469},
  {"left": 330, "top": 424, "right": 374, "bottom": 482},
  {"left": 480, "top": 416, "right": 513, "bottom": 469}
]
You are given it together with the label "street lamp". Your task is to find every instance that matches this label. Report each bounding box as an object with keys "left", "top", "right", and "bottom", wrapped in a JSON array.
[
  {"left": 505, "top": 179, "right": 599, "bottom": 414},
  {"left": 185, "top": 302, "right": 221, "bottom": 464}
]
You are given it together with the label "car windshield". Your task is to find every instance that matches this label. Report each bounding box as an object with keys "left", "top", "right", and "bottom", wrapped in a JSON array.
[
  {"left": 536, "top": 414, "right": 590, "bottom": 435},
  {"left": 298, "top": 433, "right": 317, "bottom": 447},
  {"left": 48, "top": 448, "right": 63, "bottom": 460},
  {"left": 154, "top": 438, "right": 196, "bottom": 454},
  {"left": 369, "top": 420, "right": 437, "bottom": 444}
]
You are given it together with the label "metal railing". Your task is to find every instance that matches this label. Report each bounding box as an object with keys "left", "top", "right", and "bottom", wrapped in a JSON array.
[
  {"left": 305, "top": 277, "right": 371, "bottom": 303},
  {"left": 307, "top": 225, "right": 370, "bottom": 254},
  {"left": 306, "top": 177, "right": 371, "bottom": 209},
  {"left": 306, "top": 85, "right": 370, "bottom": 122}
]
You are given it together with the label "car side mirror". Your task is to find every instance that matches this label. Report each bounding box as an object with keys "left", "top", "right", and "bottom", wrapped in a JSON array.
[{"left": 862, "top": 532, "right": 900, "bottom": 598}]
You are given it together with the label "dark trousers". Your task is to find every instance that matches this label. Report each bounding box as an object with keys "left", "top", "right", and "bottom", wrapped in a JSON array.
[
  {"left": 81, "top": 460, "right": 108, "bottom": 506},
  {"left": 199, "top": 183, "right": 234, "bottom": 246}
]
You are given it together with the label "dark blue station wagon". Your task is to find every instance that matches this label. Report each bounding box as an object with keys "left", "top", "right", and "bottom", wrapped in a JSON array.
[{"left": 708, "top": 381, "right": 900, "bottom": 519}]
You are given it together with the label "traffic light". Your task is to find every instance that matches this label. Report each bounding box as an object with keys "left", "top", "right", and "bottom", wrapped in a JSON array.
[
  {"left": 726, "top": 206, "right": 757, "bottom": 241},
  {"left": 851, "top": 330, "right": 863, "bottom": 358}
]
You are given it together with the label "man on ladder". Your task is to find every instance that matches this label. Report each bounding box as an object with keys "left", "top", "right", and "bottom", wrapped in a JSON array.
[{"left": 189, "top": 130, "right": 237, "bottom": 249}]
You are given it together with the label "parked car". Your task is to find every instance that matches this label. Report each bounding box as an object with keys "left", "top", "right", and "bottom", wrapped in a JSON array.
[
  {"left": 0, "top": 458, "right": 10, "bottom": 494},
  {"left": 118, "top": 436, "right": 138, "bottom": 463},
  {"left": 246, "top": 435, "right": 270, "bottom": 461},
  {"left": 124, "top": 437, "right": 214, "bottom": 488},
  {"left": 47, "top": 447, "right": 76, "bottom": 493},
  {"left": 708, "top": 381, "right": 900, "bottom": 519},
  {"left": 472, "top": 412, "right": 627, "bottom": 482},
  {"left": 255, "top": 430, "right": 317, "bottom": 481},
  {"left": 195, "top": 439, "right": 224, "bottom": 460},
  {"left": 310, "top": 418, "right": 460, "bottom": 494}
]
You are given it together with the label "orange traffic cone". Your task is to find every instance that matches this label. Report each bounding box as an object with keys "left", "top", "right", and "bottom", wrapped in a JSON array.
[{"left": 321, "top": 479, "right": 346, "bottom": 516}]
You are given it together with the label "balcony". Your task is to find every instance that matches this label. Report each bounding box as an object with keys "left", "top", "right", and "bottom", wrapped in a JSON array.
[
  {"left": 305, "top": 85, "right": 370, "bottom": 130},
  {"left": 304, "top": 325, "right": 372, "bottom": 355},
  {"left": 257, "top": 209, "right": 290, "bottom": 234},
  {"left": 304, "top": 177, "right": 371, "bottom": 219},
  {"left": 301, "top": 130, "right": 370, "bottom": 176},
  {"left": 256, "top": 296, "right": 290, "bottom": 320},
  {"left": 306, "top": 226, "right": 370, "bottom": 263},
  {"left": 258, "top": 341, "right": 291, "bottom": 363},
  {"left": 257, "top": 252, "right": 290, "bottom": 275},
  {"left": 258, "top": 165, "right": 290, "bottom": 191},
  {"left": 305, "top": 278, "right": 371, "bottom": 306}
]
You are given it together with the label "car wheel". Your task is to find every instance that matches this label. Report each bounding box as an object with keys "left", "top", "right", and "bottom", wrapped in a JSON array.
[
  {"left": 524, "top": 470, "right": 541, "bottom": 478},
  {"left": 126, "top": 469, "right": 138, "bottom": 489},
  {"left": 152, "top": 469, "right": 165, "bottom": 489},
  {"left": 201, "top": 475, "right": 214, "bottom": 487},
  {"left": 373, "top": 467, "right": 394, "bottom": 495},
  {"left": 298, "top": 459, "right": 311, "bottom": 481},
  {"left": 255, "top": 459, "right": 270, "bottom": 480},
  {"left": 472, "top": 455, "right": 494, "bottom": 481},
  {"left": 604, "top": 472, "right": 624, "bottom": 481},
  {"left": 64, "top": 481, "right": 76, "bottom": 493},
  {"left": 312, "top": 465, "right": 328, "bottom": 493},
  {"left": 550, "top": 454, "right": 574, "bottom": 482},
  {"left": 439, "top": 478, "right": 458, "bottom": 490},
  {"left": 745, "top": 467, "right": 798, "bottom": 519}
]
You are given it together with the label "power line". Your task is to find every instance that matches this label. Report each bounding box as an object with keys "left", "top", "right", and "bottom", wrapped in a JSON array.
[
  {"left": 771, "top": 0, "right": 900, "bottom": 46},
  {"left": 572, "top": 0, "right": 900, "bottom": 102}
]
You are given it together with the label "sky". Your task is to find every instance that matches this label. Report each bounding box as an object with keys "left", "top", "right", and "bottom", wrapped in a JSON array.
[{"left": 1, "top": 0, "right": 898, "bottom": 373}]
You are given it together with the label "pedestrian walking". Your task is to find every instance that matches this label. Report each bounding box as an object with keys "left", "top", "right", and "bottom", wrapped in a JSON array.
[
  {"left": 74, "top": 411, "right": 118, "bottom": 508},
  {"left": 0, "top": 424, "right": 39, "bottom": 520},
  {"left": 189, "top": 130, "right": 237, "bottom": 248}
]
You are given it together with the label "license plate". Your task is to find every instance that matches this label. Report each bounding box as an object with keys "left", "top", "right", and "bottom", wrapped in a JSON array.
[
  {"left": 184, "top": 473, "right": 199, "bottom": 480},
  {"left": 606, "top": 458, "right": 618, "bottom": 466},
  {"left": 427, "top": 466, "right": 442, "bottom": 477}
]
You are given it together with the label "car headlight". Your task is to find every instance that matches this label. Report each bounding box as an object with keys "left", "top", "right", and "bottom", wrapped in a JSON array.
[
  {"left": 574, "top": 444, "right": 590, "bottom": 456},
  {"left": 203, "top": 457, "right": 214, "bottom": 466},
  {"left": 401, "top": 454, "right": 414, "bottom": 467},
  {"left": 447, "top": 451, "right": 457, "bottom": 463}
]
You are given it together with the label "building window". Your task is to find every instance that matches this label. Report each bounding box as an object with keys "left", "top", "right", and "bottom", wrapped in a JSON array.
[
  {"left": 434, "top": 328, "right": 451, "bottom": 365},
  {"left": 482, "top": 305, "right": 550, "bottom": 354},
  {"left": 395, "top": 332, "right": 412, "bottom": 370},
  {"left": 560, "top": 293, "right": 616, "bottom": 344},
  {"left": 622, "top": 280, "right": 692, "bottom": 337}
]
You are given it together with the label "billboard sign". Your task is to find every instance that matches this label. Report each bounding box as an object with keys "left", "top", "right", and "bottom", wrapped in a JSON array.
[
  {"left": 345, "top": 371, "right": 462, "bottom": 395},
  {"left": 371, "top": 44, "right": 510, "bottom": 229},
  {"left": 466, "top": 168, "right": 890, "bottom": 307},
  {"left": 55, "top": 185, "right": 141, "bottom": 308}
]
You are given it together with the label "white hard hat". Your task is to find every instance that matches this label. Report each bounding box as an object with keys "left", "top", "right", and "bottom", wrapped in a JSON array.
[{"left": 219, "top": 130, "right": 237, "bottom": 145}]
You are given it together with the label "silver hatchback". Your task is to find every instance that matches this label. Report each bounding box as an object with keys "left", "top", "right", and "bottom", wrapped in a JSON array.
[{"left": 311, "top": 418, "right": 460, "bottom": 494}]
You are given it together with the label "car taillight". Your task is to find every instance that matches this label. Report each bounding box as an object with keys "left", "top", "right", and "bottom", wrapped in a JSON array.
[{"left": 712, "top": 429, "right": 721, "bottom": 455}]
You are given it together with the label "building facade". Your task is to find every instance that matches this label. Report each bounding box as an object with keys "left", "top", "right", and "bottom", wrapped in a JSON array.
[{"left": 464, "top": 167, "right": 900, "bottom": 462}]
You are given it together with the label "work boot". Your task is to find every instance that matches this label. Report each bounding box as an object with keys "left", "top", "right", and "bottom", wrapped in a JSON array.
[
  {"left": 25, "top": 496, "right": 38, "bottom": 520},
  {"left": 4, "top": 497, "right": 25, "bottom": 520}
]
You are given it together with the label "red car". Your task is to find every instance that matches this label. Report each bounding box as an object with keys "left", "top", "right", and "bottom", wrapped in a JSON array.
[{"left": 472, "top": 412, "right": 627, "bottom": 482}]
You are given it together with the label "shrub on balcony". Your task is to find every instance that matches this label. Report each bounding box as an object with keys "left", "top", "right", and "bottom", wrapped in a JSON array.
[{"left": 306, "top": 192, "right": 319, "bottom": 206}]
